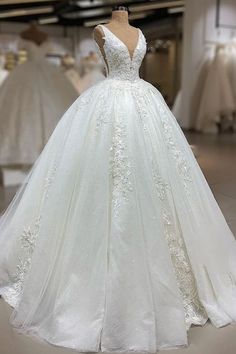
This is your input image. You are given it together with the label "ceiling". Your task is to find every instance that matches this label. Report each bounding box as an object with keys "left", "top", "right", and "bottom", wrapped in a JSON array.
[{"left": 0, "top": 0, "right": 185, "bottom": 26}]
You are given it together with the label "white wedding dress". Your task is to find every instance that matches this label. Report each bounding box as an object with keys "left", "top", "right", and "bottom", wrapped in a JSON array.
[
  {"left": 0, "top": 55, "right": 8, "bottom": 86},
  {"left": 0, "top": 25, "right": 236, "bottom": 352},
  {"left": 196, "top": 45, "right": 235, "bottom": 133},
  {"left": 0, "top": 40, "right": 78, "bottom": 166}
]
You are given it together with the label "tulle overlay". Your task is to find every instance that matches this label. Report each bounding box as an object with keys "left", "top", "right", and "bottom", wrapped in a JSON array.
[{"left": 0, "top": 77, "right": 236, "bottom": 352}]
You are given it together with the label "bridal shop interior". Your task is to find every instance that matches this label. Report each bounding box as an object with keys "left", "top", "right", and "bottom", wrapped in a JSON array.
[{"left": 0, "top": 1, "right": 236, "bottom": 354}]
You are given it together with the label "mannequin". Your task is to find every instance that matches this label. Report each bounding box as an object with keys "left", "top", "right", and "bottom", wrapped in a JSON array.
[
  {"left": 94, "top": 5, "right": 139, "bottom": 63},
  {"left": 20, "top": 22, "right": 48, "bottom": 46}
]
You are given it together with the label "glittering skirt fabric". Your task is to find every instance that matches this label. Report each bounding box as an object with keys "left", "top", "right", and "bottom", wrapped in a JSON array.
[{"left": 0, "top": 78, "right": 236, "bottom": 352}]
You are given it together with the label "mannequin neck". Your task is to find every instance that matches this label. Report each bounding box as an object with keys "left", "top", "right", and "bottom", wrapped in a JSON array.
[{"left": 111, "top": 10, "right": 129, "bottom": 25}]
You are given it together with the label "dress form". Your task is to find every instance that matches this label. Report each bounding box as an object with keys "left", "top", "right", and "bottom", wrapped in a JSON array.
[
  {"left": 20, "top": 23, "right": 48, "bottom": 46},
  {"left": 94, "top": 9, "right": 139, "bottom": 62}
]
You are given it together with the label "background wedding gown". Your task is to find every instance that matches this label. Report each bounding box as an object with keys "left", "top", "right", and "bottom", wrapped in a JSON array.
[
  {"left": 0, "top": 25, "right": 236, "bottom": 352},
  {"left": 196, "top": 45, "right": 235, "bottom": 133},
  {"left": 79, "top": 60, "right": 105, "bottom": 93},
  {"left": 0, "top": 40, "right": 78, "bottom": 166},
  {"left": 0, "top": 54, "right": 8, "bottom": 86}
]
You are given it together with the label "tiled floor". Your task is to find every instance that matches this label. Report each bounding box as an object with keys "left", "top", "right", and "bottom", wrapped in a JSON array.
[{"left": 0, "top": 132, "right": 236, "bottom": 354}]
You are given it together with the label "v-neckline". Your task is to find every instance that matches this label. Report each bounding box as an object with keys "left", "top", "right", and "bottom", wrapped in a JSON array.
[{"left": 101, "top": 25, "right": 140, "bottom": 62}]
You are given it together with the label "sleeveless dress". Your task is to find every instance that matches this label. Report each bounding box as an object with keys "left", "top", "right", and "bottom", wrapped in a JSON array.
[
  {"left": 0, "top": 39, "right": 78, "bottom": 166},
  {"left": 0, "top": 25, "right": 236, "bottom": 352}
]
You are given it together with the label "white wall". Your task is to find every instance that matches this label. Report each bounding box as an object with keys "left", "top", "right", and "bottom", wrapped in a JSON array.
[{"left": 180, "top": 0, "right": 236, "bottom": 128}]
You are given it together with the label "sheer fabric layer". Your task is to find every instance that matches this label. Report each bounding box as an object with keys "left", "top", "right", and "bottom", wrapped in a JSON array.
[{"left": 0, "top": 79, "right": 236, "bottom": 352}]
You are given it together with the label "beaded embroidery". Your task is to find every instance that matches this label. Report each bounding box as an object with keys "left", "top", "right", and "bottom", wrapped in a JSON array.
[
  {"left": 97, "top": 25, "right": 146, "bottom": 82},
  {"left": 162, "top": 210, "right": 208, "bottom": 328},
  {"left": 157, "top": 101, "right": 192, "bottom": 194},
  {"left": 110, "top": 119, "right": 132, "bottom": 218},
  {"left": 12, "top": 160, "right": 59, "bottom": 304},
  {"left": 95, "top": 92, "right": 111, "bottom": 132},
  {"left": 14, "top": 216, "right": 41, "bottom": 296},
  {"left": 152, "top": 167, "right": 169, "bottom": 201}
]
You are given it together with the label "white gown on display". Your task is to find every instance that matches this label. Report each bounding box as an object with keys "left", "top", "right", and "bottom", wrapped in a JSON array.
[
  {"left": 64, "top": 67, "right": 83, "bottom": 95},
  {"left": 172, "top": 90, "right": 182, "bottom": 121},
  {"left": 80, "top": 60, "right": 105, "bottom": 93},
  {"left": 0, "top": 40, "right": 78, "bottom": 166},
  {"left": 0, "top": 25, "right": 236, "bottom": 352},
  {"left": 196, "top": 45, "right": 235, "bottom": 133},
  {"left": 80, "top": 68, "right": 105, "bottom": 93},
  {"left": 227, "top": 43, "right": 236, "bottom": 101},
  {"left": 0, "top": 55, "right": 8, "bottom": 86},
  {"left": 192, "top": 47, "right": 214, "bottom": 129},
  {"left": 227, "top": 43, "right": 236, "bottom": 131}
]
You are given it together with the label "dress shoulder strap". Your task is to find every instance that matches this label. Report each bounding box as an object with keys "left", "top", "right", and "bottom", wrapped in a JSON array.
[{"left": 95, "top": 24, "right": 108, "bottom": 39}]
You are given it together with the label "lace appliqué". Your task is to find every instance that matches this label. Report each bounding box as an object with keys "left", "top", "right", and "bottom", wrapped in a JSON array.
[
  {"left": 99, "top": 25, "right": 146, "bottom": 82},
  {"left": 229, "top": 273, "right": 236, "bottom": 286},
  {"left": 77, "top": 88, "right": 94, "bottom": 109},
  {"left": 76, "top": 86, "right": 97, "bottom": 116},
  {"left": 136, "top": 90, "right": 203, "bottom": 327},
  {"left": 13, "top": 216, "right": 41, "bottom": 297},
  {"left": 95, "top": 92, "right": 111, "bottom": 132},
  {"left": 132, "top": 87, "right": 149, "bottom": 132},
  {"left": 45, "top": 161, "right": 57, "bottom": 193},
  {"left": 110, "top": 120, "right": 132, "bottom": 217},
  {"left": 162, "top": 211, "right": 208, "bottom": 328},
  {"left": 152, "top": 166, "right": 169, "bottom": 201},
  {"left": 158, "top": 103, "right": 192, "bottom": 195},
  {"left": 10, "top": 160, "right": 59, "bottom": 305},
  {"left": 151, "top": 162, "right": 207, "bottom": 327}
]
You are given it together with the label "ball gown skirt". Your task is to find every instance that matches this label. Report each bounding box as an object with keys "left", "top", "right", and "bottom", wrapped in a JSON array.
[
  {"left": 0, "top": 40, "right": 78, "bottom": 166},
  {"left": 0, "top": 25, "right": 236, "bottom": 352}
]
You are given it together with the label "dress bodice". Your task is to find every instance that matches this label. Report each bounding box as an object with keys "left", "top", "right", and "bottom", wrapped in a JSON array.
[
  {"left": 19, "top": 40, "right": 51, "bottom": 62},
  {"left": 96, "top": 25, "right": 147, "bottom": 82}
]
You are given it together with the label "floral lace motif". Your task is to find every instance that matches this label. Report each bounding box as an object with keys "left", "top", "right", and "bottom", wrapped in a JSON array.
[
  {"left": 11, "top": 160, "right": 59, "bottom": 305},
  {"left": 45, "top": 161, "right": 57, "bottom": 192},
  {"left": 162, "top": 210, "right": 208, "bottom": 328},
  {"left": 158, "top": 102, "right": 192, "bottom": 195},
  {"left": 132, "top": 87, "right": 149, "bottom": 132},
  {"left": 152, "top": 164, "right": 169, "bottom": 201},
  {"left": 110, "top": 118, "right": 132, "bottom": 218},
  {"left": 97, "top": 25, "right": 146, "bottom": 82},
  {"left": 151, "top": 161, "right": 207, "bottom": 327},
  {"left": 143, "top": 105, "right": 207, "bottom": 327},
  {"left": 95, "top": 92, "right": 111, "bottom": 132},
  {"left": 13, "top": 216, "right": 41, "bottom": 297},
  {"left": 76, "top": 85, "right": 97, "bottom": 112}
]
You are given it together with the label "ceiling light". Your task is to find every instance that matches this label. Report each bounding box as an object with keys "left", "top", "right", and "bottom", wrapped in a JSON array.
[
  {"left": 0, "top": 6, "right": 53, "bottom": 18},
  {"left": 63, "top": 7, "right": 111, "bottom": 19},
  {"left": 168, "top": 6, "right": 185, "bottom": 14},
  {"left": 130, "top": 1, "right": 185, "bottom": 12},
  {"left": 84, "top": 17, "right": 109, "bottom": 27},
  {"left": 76, "top": 0, "right": 130, "bottom": 8},
  {"left": 77, "top": 0, "right": 107, "bottom": 7},
  {"left": 83, "top": 11, "right": 152, "bottom": 27},
  {"left": 0, "top": 0, "right": 58, "bottom": 4},
  {"left": 38, "top": 16, "right": 58, "bottom": 24},
  {"left": 129, "top": 12, "right": 151, "bottom": 20}
]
